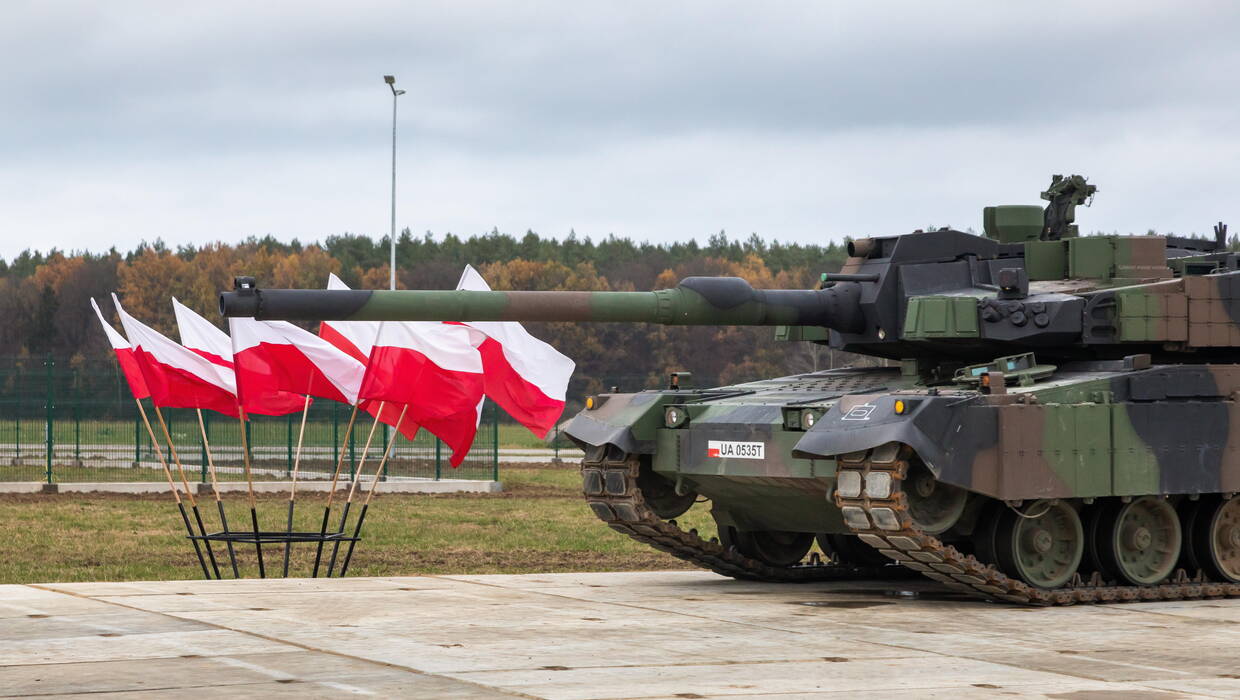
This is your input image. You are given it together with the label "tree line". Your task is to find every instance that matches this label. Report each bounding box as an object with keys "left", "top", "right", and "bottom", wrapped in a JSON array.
[{"left": 1, "top": 230, "right": 855, "bottom": 414}]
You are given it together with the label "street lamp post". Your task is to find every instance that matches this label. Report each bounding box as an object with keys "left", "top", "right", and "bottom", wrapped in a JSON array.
[{"left": 384, "top": 75, "right": 405, "bottom": 291}]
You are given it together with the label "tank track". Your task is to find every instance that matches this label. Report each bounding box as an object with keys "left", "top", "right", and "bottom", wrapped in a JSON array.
[
  {"left": 581, "top": 450, "right": 892, "bottom": 582},
  {"left": 835, "top": 444, "right": 1240, "bottom": 605}
]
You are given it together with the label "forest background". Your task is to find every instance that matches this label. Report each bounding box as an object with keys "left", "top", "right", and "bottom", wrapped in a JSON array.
[{"left": 1, "top": 229, "right": 865, "bottom": 420}]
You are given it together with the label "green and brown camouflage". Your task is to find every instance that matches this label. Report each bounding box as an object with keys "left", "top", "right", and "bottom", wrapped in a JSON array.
[{"left": 221, "top": 176, "right": 1240, "bottom": 602}]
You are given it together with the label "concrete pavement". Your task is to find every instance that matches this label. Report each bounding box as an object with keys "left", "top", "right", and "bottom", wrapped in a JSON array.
[{"left": 3, "top": 571, "right": 1240, "bottom": 698}]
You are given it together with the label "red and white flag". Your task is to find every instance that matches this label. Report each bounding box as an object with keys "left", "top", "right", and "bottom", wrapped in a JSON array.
[
  {"left": 173, "top": 298, "right": 305, "bottom": 416},
  {"left": 455, "top": 265, "right": 574, "bottom": 438},
  {"left": 113, "top": 294, "right": 241, "bottom": 418},
  {"left": 318, "top": 274, "right": 419, "bottom": 439},
  {"left": 229, "top": 317, "right": 377, "bottom": 415},
  {"left": 320, "top": 273, "right": 379, "bottom": 364},
  {"left": 360, "top": 319, "right": 485, "bottom": 466},
  {"left": 91, "top": 298, "right": 150, "bottom": 400},
  {"left": 172, "top": 297, "right": 234, "bottom": 369}
]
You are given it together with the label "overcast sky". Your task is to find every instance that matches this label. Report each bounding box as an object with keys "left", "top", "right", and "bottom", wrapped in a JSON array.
[{"left": 3, "top": 1, "right": 1239, "bottom": 260}]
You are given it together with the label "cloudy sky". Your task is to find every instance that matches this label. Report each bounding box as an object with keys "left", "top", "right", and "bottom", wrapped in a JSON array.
[{"left": 3, "top": 1, "right": 1239, "bottom": 259}]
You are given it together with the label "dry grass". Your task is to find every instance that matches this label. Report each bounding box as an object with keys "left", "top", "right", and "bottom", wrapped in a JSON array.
[{"left": 0, "top": 464, "right": 717, "bottom": 584}]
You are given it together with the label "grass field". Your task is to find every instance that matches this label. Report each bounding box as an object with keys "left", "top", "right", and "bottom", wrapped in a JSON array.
[{"left": 0, "top": 464, "right": 715, "bottom": 584}]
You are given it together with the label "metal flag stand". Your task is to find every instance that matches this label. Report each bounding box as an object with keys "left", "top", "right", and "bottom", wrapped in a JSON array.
[{"left": 175, "top": 402, "right": 376, "bottom": 579}]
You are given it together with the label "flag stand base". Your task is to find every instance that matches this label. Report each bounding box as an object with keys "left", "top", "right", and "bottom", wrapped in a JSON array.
[
  {"left": 190, "top": 530, "right": 359, "bottom": 546},
  {"left": 181, "top": 526, "right": 364, "bottom": 579}
]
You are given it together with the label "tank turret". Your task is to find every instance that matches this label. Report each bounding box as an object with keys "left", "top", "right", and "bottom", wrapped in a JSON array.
[{"left": 222, "top": 174, "right": 1237, "bottom": 367}]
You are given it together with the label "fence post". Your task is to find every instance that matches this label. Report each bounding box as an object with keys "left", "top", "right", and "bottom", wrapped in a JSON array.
[
  {"left": 434, "top": 437, "right": 441, "bottom": 481},
  {"left": 286, "top": 413, "right": 293, "bottom": 476},
  {"left": 491, "top": 404, "right": 499, "bottom": 482},
  {"left": 200, "top": 410, "right": 209, "bottom": 483},
  {"left": 73, "top": 369, "right": 81, "bottom": 465},
  {"left": 15, "top": 365, "right": 20, "bottom": 463},
  {"left": 133, "top": 403, "right": 140, "bottom": 466},
  {"left": 44, "top": 354, "right": 54, "bottom": 484},
  {"left": 332, "top": 402, "right": 339, "bottom": 466},
  {"left": 348, "top": 418, "right": 356, "bottom": 479}
]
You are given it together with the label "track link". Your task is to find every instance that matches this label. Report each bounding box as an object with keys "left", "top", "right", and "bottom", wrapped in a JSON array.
[
  {"left": 835, "top": 444, "right": 1240, "bottom": 605},
  {"left": 581, "top": 450, "right": 889, "bottom": 582}
]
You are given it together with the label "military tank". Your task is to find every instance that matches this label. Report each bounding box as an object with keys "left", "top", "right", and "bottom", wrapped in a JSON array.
[{"left": 220, "top": 175, "right": 1240, "bottom": 605}]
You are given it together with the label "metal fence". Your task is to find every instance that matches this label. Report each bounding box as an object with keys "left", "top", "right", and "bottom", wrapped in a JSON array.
[{"left": 0, "top": 355, "right": 499, "bottom": 484}]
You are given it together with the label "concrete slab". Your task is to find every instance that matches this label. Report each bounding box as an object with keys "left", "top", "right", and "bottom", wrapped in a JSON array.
[
  {"left": 0, "top": 482, "right": 46, "bottom": 493},
  {"left": 7, "top": 571, "right": 1240, "bottom": 699}
]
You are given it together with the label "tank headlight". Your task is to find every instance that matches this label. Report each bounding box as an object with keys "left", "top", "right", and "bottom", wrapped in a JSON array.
[
  {"left": 665, "top": 406, "right": 688, "bottom": 428},
  {"left": 801, "top": 409, "right": 818, "bottom": 428},
  {"left": 894, "top": 400, "right": 906, "bottom": 415}
]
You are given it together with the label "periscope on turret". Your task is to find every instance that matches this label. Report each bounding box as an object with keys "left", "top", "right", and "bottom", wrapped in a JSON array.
[{"left": 221, "top": 176, "right": 1240, "bottom": 605}]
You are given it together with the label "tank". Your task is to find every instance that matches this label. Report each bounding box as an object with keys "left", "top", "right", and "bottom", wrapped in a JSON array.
[{"left": 220, "top": 175, "right": 1240, "bottom": 605}]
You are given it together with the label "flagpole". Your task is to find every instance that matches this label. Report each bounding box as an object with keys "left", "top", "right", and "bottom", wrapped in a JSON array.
[
  {"left": 196, "top": 409, "right": 239, "bottom": 578},
  {"left": 282, "top": 394, "right": 312, "bottom": 577},
  {"left": 153, "top": 406, "right": 220, "bottom": 579},
  {"left": 136, "top": 399, "right": 211, "bottom": 579},
  {"left": 313, "top": 402, "right": 360, "bottom": 577},
  {"left": 236, "top": 408, "right": 265, "bottom": 578},
  {"left": 325, "top": 404, "right": 384, "bottom": 575},
  {"left": 338, "top": 405, "right": 407, "bottom": 576}
]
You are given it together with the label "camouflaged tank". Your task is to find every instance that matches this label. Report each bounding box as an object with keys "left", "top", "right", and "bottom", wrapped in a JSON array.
[{"left": 221, "top": 175, "right": 1240, "bottom": 605}]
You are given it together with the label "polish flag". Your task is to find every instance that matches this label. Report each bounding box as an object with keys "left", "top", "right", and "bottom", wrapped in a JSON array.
[
  {"left": 229, "top": 316, "right": 363, "bottom": 403},
  {"left": 360, "top": 320, "right": 485, "bottom": 466},
  {"left": 173, "top": 298, "right": 305, "bottom": 417},
  {"left": 455, "top": 265, "right": 574, "bottom": 438},
  {"left": 172, "top": 297, "right": 234, "bottom": 369},
  {"left": 112, "top": 294, "right": 241, "bottom": 418},
  {"left": 318, "top": 274, "right": 418, "bottom": 439},
  {"left": 320, "top": 273, "right": 378, "bottom": 364},
  {"left": 91, "top": 298, "right": 150, "bottom": 400}
]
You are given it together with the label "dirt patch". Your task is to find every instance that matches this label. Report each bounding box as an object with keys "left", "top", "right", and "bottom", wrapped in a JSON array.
[{"left": 356, "top": 547, "right": 691, "bottom": 574}]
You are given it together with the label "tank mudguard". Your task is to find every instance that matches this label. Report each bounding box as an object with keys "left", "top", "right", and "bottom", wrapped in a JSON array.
[
  {"left": 791, "top": 392, "right": 996, "bottom": 494},
  {"left": 563, "top": 392, "right": 674, "bottom": 454}
]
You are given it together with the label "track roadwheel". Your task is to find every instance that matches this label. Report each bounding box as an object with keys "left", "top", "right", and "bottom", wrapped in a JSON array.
[
  {"left": 971, "top": 499, "right": 1006, "bottom": 567},
  {"left": 1096, "top": 497, "right": 1182, "bottom": 586},
  {"left": 817, "top": 533, "right": 892, "bottom": 567},
  {"left": 994, "top": 500, "right": 1084, "bottom": 589},
  {"left": 730, "top": 530, "right": 814, "bottom": 568},
  {"left": 904, "top": 460, "right": 967, "bottom": 535},
  {"left": 1184, "top": 496, "right": 1240, "bottom": 583},
  {"left": 635, "top": 463, "right": 696, "bottom": 519}
]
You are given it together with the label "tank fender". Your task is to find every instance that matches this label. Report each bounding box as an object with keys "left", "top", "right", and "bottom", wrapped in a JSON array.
[
  {"left": 562, "top": 392, "right": 673, "bottom": 455},
  {"left": 791, "top": 392, "right": 996, "bottom": 493}
]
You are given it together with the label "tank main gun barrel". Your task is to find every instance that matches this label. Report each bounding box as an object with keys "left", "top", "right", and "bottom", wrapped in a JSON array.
[{"left": 220, "top": 276, "right": 867, "bottom": 332}]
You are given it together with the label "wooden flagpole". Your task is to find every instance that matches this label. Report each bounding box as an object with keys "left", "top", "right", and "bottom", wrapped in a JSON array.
[
  {"left": 153, "top": 406, "right": 220, "bottom": 579},
  {"left": 196, "top": 409, "right": 239, "bottom": 578},
  {"left": 313, "top": 403, "right": 360, "bottom": 577},
  {"left": 325, "top": 405, "right": 384, "bottom": 574},
  {"left": 236, "top": 408, "right": 265, "bottom": 578},
  {"left": 282, "top": 394, "right": 312, "bottom": 577},
  {"left": 136, "top": 399, "right": 211, "bottom": 579},
  {"left": 337, "top": 405, "right": 407, "bottom": 576}
]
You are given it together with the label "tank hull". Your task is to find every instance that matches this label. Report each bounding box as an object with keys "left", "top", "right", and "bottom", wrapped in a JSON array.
[{"left": 565, "top": 362, "right": 1240, "bottom": 603}]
